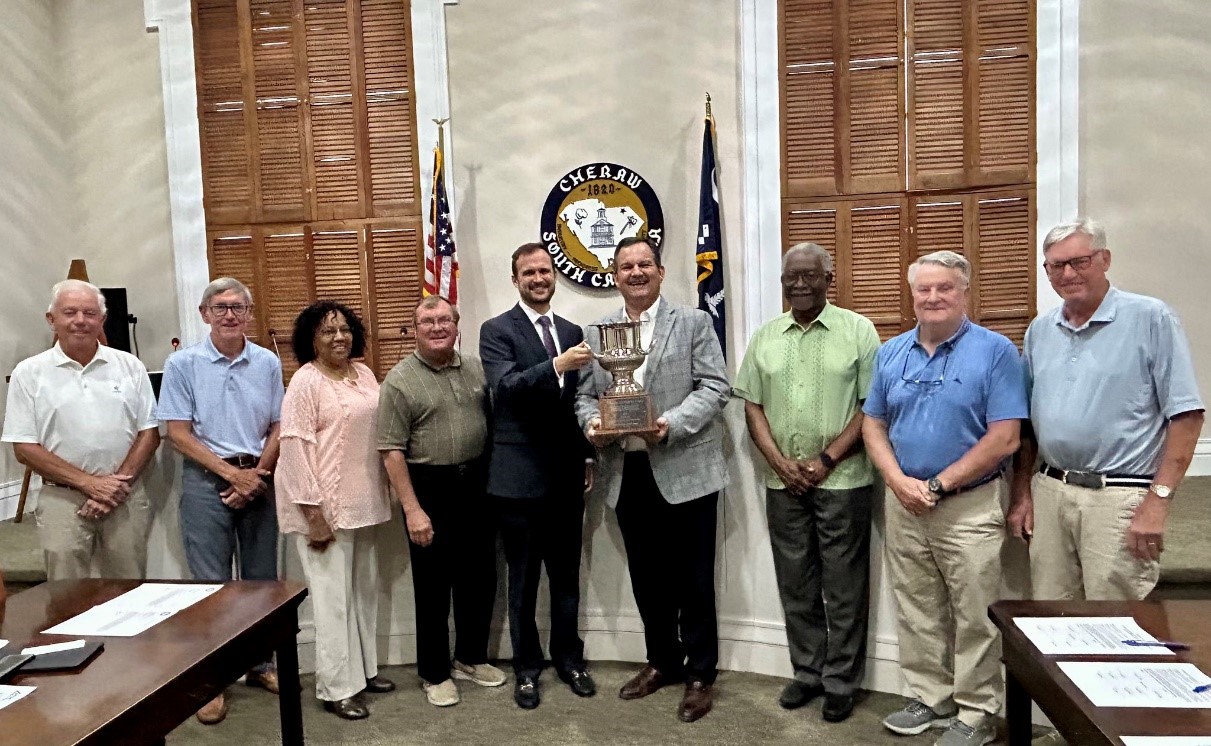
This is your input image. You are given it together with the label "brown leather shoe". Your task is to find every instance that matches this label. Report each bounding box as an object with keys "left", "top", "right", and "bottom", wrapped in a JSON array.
[
  {"left": 196, "top": 693, "right": 228, "bottom": 725},
  {"left": 245, "top": 669, "right": 280, "bottom": 695},
  {"left": 619, "top": 665, "right": 682, "bottom": 700},
  {"left": 677, "top": 681, "right": 713, "bottom": 723}
]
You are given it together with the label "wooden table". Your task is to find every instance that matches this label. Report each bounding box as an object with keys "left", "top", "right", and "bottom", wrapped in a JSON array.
[
  {"left": 0, "top": 579, "right": 307, "bottom": 745},
  {"left": 991, "top": 599, "right": 1211, "bottom": 745}
]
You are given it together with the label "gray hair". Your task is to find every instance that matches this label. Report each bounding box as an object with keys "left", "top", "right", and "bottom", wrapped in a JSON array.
[
  {"left": 1042, "top": 217, "right": 1107, "bottom": 254},
  {"left": 783, "top": 242, "right": 834, "bottom": 274},
  {"left": 908, "top": 250, "right": 971, "bottom": 288},
  {"left": 48, "top": 279, "right": 107, "bottom": 315},
  {"left": 200, "top": 277, "right": 253, "bottom": 308}
]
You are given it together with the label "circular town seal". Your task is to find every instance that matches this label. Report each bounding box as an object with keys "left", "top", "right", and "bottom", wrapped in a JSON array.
[{"left": 540, "top": 162, "right": 664, "bottom": 289}]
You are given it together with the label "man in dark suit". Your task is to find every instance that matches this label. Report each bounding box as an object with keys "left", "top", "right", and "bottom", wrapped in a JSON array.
[{"left": 480, "top": 242, "right": 597, "bottom": 710}]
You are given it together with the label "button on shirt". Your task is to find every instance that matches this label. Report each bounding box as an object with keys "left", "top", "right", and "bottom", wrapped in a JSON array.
[
  {"left": 2, "top": 344, "right": 157, "bottom": 474},
  {"left": 734, "top": 304, "right": 881, "bottom": 490},
  {"left": 1024, "top": 287, "right": 1204, "bottom": 475},
  {"left": 156, "top": 335, "right": 284, "bottom": 458},
  {"left": 518, "top": 302, "right": 563, "bottom": 387},
  {"left": 377, "top": 351, "right": 488, "bottom": 465},
  {"left": 863, "top": 318, "right": 1028, "bottom": 481}
]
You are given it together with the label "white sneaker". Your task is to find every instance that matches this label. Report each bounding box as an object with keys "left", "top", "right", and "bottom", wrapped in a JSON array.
[
  {"left": 422, "top": 678, "right": 460, "bottom": 706},
  {"left": 451, "top": 660, "right": 507, "bottom": 687}
]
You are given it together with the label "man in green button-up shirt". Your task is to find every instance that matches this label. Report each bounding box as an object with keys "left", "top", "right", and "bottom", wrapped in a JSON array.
[{"left": 734, "top": 243, "right": 880, "bottom": 724}]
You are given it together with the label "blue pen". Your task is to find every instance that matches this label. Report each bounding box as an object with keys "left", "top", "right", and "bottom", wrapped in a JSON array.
[
  {"left": 1194, "top": 684, "right": 1211, "bottom": 694},
  {"left": 1122, "top": 639, "right": 1191, "bottom": 650}
]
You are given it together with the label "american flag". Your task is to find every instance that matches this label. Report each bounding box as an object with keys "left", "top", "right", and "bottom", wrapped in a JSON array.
[{"left": 424, "top": 145, "right": 458, "bottom": 304}]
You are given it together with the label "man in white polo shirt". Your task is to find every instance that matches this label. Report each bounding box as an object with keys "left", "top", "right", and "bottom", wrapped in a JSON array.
[{"left": 2, "top": 280, "right": 160, "bottom": 580}]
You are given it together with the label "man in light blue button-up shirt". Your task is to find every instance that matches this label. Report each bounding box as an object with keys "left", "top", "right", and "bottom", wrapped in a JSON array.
[
  {"left": 1010, "top": 219, "right": 1204, "bottom": 602},
  {"left": 157, "top": 277, "right": 284, "bottom": 725}
]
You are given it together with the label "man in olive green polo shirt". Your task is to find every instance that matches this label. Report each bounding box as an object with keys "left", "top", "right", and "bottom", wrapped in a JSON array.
[
  {"left": 378, "top": 295, "right": 505, "bottom": 708},
  {"left": 734, "top": 243, "right": 880, "bottom": 724}
]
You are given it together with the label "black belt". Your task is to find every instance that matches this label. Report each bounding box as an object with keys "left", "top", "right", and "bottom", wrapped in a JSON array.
[
  {"left": 1039, "top": 462, "right": 1152, "bottom": 489},
  {"left": 408, "top": 460, "right": 483, "bottom": 478},
  {"left": 936, "top": 472, "right": 1000, "bottom": 497},
  {"left": 222, "top": 454, "right": 260, "bottom": 469}
]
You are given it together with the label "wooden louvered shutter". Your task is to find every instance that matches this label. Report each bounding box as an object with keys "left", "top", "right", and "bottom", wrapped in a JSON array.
[
  {"left": 193, "top": 0, "right": 424, "bottom": 381},
  {"left": 907, "top": 0, "right": 1035, "bottom": 189},
  {"left": 779, "top": 0, "right": 1035, "bottom": 345},
  {"left": 783, "top": 198, "right": 906, "bottom": 340},
  {"left": 196, "top": 1, "right": 253, "bottom": 224},
  {"left": 909, "top": 189, "right": 1034, "bottom": 342},
  {"left": 781, "top": 0, "right": 903, "bottom": 197}
]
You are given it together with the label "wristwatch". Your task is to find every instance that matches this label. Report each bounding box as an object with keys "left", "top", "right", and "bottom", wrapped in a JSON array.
[
  {"left": 927, "top": 477, "right": 944, "bottom": 495},
  {"left": 1151, "top": 484, "right": 1174, "bottom": 500},
  {"left": 819, "top": 451, "right": 837, "bottom": 470}
]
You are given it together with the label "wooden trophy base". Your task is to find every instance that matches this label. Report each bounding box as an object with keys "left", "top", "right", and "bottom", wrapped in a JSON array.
[{"left": 596, "top": 393, "right": 659, "bottom": 437}]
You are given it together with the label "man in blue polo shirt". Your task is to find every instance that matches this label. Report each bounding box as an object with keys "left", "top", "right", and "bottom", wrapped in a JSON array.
[
  {"left": 158, "top": 277, "right": 284, "bottom": 725},
  {"left": 863, "top": 251, "right": 1027, "bottom": 746},
  {"left": 1009, "top": 219, "right": 1203, "bottom": 604}
]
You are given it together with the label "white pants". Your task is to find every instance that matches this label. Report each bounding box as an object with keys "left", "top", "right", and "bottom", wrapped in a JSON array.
[{"left": 296, "top": 526, "right": 381, "bottom": 701}]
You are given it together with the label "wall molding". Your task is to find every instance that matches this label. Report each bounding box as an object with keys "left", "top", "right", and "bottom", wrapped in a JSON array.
[
  {"left": 145, "top": 0, "right": 457, "bottom": 345},
  {"left": 1190, "top": 438, "right": 1211, "bottom": 476}
]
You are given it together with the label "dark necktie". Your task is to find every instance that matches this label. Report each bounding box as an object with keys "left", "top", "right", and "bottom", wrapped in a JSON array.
[{"left": 537, "top": 316, "right": 558, "bottom": 359}]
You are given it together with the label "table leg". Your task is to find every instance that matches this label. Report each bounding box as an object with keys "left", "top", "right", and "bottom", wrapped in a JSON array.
[
  {"left": 1006, "top": 667, "right": 1031, "bottom": 746},
  {"left": 276, "top": 615, "right": 304, "bottom": 746}
]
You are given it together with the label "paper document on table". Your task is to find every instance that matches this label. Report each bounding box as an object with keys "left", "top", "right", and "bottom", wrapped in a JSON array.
[
  {"left": 1015, "top": 617, "right": 1175, "bottom": 656},
  {"left": 104, "top": 583, "right": 222, "bottom": 613},
  {"left": 42, "top": 605, "right": 175, "bottom": 637},
  {"left": 1121, "top": 738, "right": 1211, "bottom": 745},
  {"left": 22, "top": 640, "right": 86, "bottom": 655},
  {"left": 0, "top": 685, "right": 35, "bottom": 710},
  {"left": 1058, "top": 662, "right": 1211, "bottom": 708},
  {"left": 40, "top": 583, "right": 223, "bottom": 638}
]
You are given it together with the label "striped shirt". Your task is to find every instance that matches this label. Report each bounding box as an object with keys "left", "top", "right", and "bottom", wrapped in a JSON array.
[{"left": 376, "top": 351, "right": 488, "bottom": 465}]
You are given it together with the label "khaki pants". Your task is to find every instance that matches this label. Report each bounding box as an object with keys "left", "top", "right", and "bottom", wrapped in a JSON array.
[
  {"left": 296, "top": 526, "right": 381, "bottom": 702},
  {"left": 884, "top": 479, "right": 1005, "bottom": 728},
  {"left": 35, "top": 482, "right": 150, "bottom": 580},
  {"left": 1029, "top": 473, "right": 1159, "bottom": 601}
]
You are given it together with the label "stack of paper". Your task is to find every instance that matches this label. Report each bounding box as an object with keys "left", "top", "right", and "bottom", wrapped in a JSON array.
[
  {"left": 1014, "top": 617, "right": 1176, "bottom": 656},
  {"left": 42, "top": 583, "right": 223, "bottom": 638}
]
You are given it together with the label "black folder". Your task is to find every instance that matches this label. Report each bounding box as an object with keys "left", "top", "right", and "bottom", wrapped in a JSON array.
[{"left": 0, "top": 641, "right": 104, "bottom": 672}]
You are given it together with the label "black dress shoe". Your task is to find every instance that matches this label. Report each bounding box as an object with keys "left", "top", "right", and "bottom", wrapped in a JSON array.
[
  {"left": 822, "top": 692, "right": 855, "bottom": 723},
  {"left": 364, "top": 675, "right": 396, "bottom": 694},
  {"left": 558, "top": 668, "right": 597, "bottom": 698},
  {"left": 514, "top": 675, "right": 540, "bottom": 709},
  {"left": 323, "top": 697, "right": 369, "bottom": 720},
  {"left": 779, "top": 680, "right": 824, "bottom": 710}
]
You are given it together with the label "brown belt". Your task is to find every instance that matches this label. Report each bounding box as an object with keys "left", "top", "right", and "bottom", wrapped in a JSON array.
[{"left": 42, "top": 479, "right": 73, "bottom": 489}]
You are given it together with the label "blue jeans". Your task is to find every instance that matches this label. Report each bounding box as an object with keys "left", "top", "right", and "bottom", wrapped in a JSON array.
[
  {"left": 180, "top": 459, "right": 279, "bottom": 670},
  {"left": 180, "top": 459, "right": 279, "bottom": 583}
]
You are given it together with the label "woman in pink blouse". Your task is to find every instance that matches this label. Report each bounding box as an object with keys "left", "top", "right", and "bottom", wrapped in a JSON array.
[{"left": 277, "top": 301, "right": 394, "bottom": 720}]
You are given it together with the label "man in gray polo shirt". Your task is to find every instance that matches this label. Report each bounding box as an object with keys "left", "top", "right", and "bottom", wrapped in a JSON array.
[
  {"left": 379, "top": 295, "right": 505, "bottom": 708},
  {"left": 1010, "top": 218, "right": 1204, "bottom": 603}
]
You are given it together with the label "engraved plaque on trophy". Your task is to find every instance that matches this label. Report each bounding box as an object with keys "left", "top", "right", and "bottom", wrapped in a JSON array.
[{"left": 590, "top": 321, "right": 658, "bottom": 437}]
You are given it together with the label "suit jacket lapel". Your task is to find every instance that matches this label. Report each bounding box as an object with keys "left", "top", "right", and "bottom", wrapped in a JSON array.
[
  {"left": 643, "top": 301, "right": 675, "bottom": 378},
  {"left": 510, "top": 304, "right": 548, "bottom": 363}
]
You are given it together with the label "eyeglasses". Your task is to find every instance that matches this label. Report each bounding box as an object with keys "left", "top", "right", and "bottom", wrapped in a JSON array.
[
  {"left": 416, "top": 316, "right": 457, "bottom": 329},
  {"left": 781, "top": 270, "right": 827, "bottom": 285},
  {"left": 902, "top": 348, "right": 951, "bottom": 387},
  {"left": 1042, "top": 251, "right": 1104, "bottom": 276},
  {"left": 207, "top": 303, "right": 252, "bottom": 318},
  {"left": 317, "top": 326, "right": 352, "bottom": 338}
]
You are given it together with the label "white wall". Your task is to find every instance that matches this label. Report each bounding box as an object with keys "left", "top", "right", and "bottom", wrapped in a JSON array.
[
  {"left": 0, "top": 1, "right": 74, "bottom": 488},
  {"left": 1080, "top": 0, "right": 1211, "bottom": 430}
]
